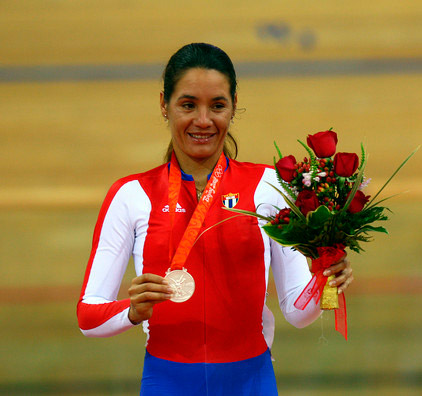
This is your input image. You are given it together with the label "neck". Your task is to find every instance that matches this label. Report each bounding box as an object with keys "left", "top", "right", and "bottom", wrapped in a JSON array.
[{"left": 173, "top": 149, "right": 223, "bottom": 189}]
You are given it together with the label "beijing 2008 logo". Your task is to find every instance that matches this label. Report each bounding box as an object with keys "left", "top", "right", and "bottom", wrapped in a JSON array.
[{"left": 214, "top": 165, "right": 223, "bottom": 178}]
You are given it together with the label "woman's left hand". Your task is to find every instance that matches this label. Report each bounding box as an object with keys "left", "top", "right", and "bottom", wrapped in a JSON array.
[{"left": 323, "top": 255, "right": 354, "bottom": 294}]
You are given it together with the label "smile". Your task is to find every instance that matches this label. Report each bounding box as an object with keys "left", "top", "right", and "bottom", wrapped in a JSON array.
[{"left": 188, "top": 133, "right": 216, "bottom": 141}]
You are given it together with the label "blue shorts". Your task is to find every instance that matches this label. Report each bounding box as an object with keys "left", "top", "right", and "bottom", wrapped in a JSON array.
[{"left": 139, "top": 349, "right": 278, "bottom": 396}]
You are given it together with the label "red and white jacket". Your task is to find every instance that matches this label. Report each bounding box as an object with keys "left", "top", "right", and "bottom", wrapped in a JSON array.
[{"left": 77, "top": 159, "right": 321, "bottom": 363}]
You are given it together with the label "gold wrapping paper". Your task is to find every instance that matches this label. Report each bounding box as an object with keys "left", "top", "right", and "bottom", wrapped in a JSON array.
[{"left": 320, "top": 274, "right": 339, "bottom": 310}]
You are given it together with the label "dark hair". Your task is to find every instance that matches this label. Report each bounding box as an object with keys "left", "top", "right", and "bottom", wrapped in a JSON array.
[{"left": 162, "top": 43, "right": 238, "bottom": 161}]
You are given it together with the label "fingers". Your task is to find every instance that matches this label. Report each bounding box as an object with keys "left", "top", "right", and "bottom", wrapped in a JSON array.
[
  {"left": 322, "top": 257, "right": 354, "bottom": 294},
  {"left": 131, "top": 273, "right": 167, "bottom": 286},
  {"left": 129, "top": 274, "right": 173, "bottom": 302},
  {"left": 337, "top": 271, "right": 354, "bottom": 294},
  {"left": 322, "top": 254, "right": 348, "bottom": 277},
  {"left": 128, "top": 273, "right": 173, "bottom": 324},
  {"left": 129, "top": 283, "right": 173, "bottom": 303},
  {"left": 330, "top": 266, "right": 354, "bottom": 293}
]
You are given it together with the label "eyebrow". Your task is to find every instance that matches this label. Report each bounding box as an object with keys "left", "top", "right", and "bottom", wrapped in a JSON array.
[{"left": 176, "top": 94, "right": 229, "bottom": 102}]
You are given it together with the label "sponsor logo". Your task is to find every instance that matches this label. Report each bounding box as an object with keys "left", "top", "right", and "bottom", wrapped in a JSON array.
[
  {"left": 162, "top": 203, "right": 186, "bottom": 213},
  {"left": 222, "top": 193, "right": 239, "bottom": 209}
]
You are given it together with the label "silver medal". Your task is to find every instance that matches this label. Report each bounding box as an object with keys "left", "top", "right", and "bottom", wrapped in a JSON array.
[{"left": 164, "top": 268, "right": 195, "bottom": 303}]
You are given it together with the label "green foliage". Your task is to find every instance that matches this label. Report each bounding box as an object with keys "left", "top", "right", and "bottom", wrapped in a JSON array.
[
  {"left": 274, "top": 141, "right": 282, "bottom": 159},
  {"left": 359, "top": 143, "right": 366, "bottom": 170},
  {"left": 266, "top": 182, "right": 306, "bottom": 222},
  {"left": 307, "top": 205, "right": 332, "bottom": 229},
  {"left": 367, "top": 145, "right": 420, "bottom": 207},
  {"left": 262, "top": 204, "right": 390, "bottom": 255},
  {"left": 297, "top": 139, "right": 318, "bottom": 175}
]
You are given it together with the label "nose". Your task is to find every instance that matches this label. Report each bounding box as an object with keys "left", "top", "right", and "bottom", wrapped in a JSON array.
[{"left": 194, "top": 107, "right": 213, "bottom": 128}]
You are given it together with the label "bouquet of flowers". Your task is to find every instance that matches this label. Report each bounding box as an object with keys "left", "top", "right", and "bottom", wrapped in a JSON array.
[{"left": 228, "top": 129, "right": 418, "bottom": 339}]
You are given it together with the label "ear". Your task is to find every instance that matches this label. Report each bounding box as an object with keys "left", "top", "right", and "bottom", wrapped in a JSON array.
[{"left": 160, "top": 91, "right": 167, "bottom": 118}]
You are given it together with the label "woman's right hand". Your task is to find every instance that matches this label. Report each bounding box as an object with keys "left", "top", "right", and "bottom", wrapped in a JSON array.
[{"left": 128, "top": 273, "right": 173, "bottom": 325}]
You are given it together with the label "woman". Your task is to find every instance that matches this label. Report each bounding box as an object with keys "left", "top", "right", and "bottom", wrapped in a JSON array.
[{"left": 77, "top": 43, "right": 353, "bottom": 395}]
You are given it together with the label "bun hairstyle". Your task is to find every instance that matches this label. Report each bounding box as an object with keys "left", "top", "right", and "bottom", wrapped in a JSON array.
[{"left": 162, "top": 43, "right": 238, "bottom": 161}]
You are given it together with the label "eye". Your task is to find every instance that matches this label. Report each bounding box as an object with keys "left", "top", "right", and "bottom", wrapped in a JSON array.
[
  {"left": 212, "top": 102, "right": 226, "bottom": 110},
  {"left": 181, "top": 102, "right": 195, "bottom": 110}
]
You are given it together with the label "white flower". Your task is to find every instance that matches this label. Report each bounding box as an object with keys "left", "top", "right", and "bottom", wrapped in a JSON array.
[
  {"left": 302, "top": 172, "right": 312, "bottom": 181},
  {"left": 302, "top": 172, "right": 312, "bottom": 187},
  {"left": 359, "top": 177, "right": 371, "bottom": 190}
]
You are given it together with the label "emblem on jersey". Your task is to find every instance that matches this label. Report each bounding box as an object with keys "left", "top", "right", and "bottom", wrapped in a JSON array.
[{"left": 222, "top": 193, "right": 239, "bottom": 209}]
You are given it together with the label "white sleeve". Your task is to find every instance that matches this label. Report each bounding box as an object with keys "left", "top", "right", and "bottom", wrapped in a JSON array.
[
  {"left": 271, "top": 243, "right": 321, "bottom": 328},
  {"left": 77, "top": 179, "right": 151, "bottom": 337},
  {"left": 257, "top": 168, "right": 321, "bottom": 328}
]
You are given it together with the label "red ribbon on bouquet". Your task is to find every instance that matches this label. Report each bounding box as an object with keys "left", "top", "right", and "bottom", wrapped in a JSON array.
[{"left": 294, "top": 244, "right": 348, "bottom": 340}]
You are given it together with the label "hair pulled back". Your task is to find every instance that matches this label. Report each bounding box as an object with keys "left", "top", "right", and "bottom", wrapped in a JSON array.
[{"left": 162, "top": 43, "right": 238, "bottom": 161}]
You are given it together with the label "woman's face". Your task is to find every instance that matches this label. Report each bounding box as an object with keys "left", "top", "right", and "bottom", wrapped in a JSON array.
[{"left": 161, "top": 68, "right": 236, "bottom": 164}]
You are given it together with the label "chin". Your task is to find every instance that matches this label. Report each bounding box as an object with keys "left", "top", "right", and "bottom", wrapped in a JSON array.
[{"left": 190, "top": 147, "right": 221, "bottom": 160}]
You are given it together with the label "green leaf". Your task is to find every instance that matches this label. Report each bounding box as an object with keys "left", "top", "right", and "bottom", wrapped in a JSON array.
[
  {"left": 359, "top": 142, "right": 366, "bottom": 170},
  {"left": 366, "top": 145, "right": 420, "bottom": 207},
  {"left": 357, "top": 225, "right": 389, "bottom": 234},
  {"left": 274, "top": 141, "right": 282, "bottom": 159},
  {"left": 297, "top": 139, "right": 317, "bottom": 164},
  {"left": 265, "top": 182, "right": 306, "bottom": 222},
  {"left": 341, "top": 156, "right": 366, "bottom": 212},
  {"left": 307, "top": 205, "right": 332, "bottom": 229},
  {"left": 262, "top": 223, "right": 300, "bottom": 246},
  {"left": 364, "top": 192, "right": 405, "bottom": 211},
  {"left": 222, "top": 207, "right": 272, "bottom": 222},
  {"left": 294, "top": 246, "right": 319, "bottom": 259}
]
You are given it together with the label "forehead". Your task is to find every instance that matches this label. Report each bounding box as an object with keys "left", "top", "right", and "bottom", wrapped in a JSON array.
[{"left": 172, "top": 68, "right": 231, "bottom": 100}]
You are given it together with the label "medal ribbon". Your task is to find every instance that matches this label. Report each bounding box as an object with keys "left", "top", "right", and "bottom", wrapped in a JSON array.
[
  {"left": 168, "top": 151, "right": 226, "bottom": 270},
  {"left": 294, "top": 244, "right": 348, "bottom": 340}
]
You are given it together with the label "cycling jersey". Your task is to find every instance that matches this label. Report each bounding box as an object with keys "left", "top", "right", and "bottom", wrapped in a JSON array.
[{"left": 77, "top": 158, "right": 321, "bottom": 392}]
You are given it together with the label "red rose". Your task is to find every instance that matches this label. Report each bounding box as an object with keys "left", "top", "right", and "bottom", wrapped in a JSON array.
[
  {"left": 312, "top": 245, "right": 346, "bottom": 272},
  {"left": 295, "top": 190, "right": 320, "bottom": 216},
  {"left": 307, "top": 130, "right": 338, "bottom": 158},
  {"left": 347, "top": 190, "right": 370, "bottom": 213},
  {"left": 334, "top": 152, "right": 359, "bottom": 177},
  {"left": 275, "top": 155, "right": 297, "bottom": 182}
]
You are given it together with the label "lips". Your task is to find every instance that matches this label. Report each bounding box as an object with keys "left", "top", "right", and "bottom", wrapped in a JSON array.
[{"left": 188, "top": 133, "right": 216, "bottom": 142}]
